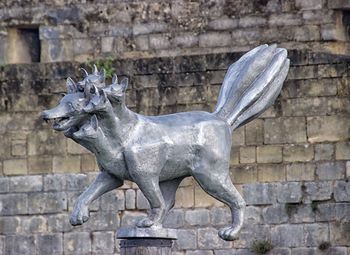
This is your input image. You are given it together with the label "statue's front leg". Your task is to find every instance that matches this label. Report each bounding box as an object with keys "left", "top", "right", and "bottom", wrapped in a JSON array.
[{"left": 70, "top": 171, "right": 123, "bottom": 226}]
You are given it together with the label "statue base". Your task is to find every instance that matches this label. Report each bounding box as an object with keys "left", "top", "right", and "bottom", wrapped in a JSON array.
[{"left": 117, "top": 227, "right": 177, "bottom": 255}]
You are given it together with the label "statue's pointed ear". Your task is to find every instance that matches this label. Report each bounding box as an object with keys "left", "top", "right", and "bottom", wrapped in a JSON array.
[
  {"left": 120, "top": 78, "right": 128, "bottom": 92},
  {"left": 93, "top": 64, "right": 98, "bottom": 75},
  {"left": 67, "top": 77, "right": 77, "bottom": 93},
  {"left": 112, "top": 74, "right": 118, "bottom": 85},
  {"left": 80, "top": 68, "right": 89, "bottom": 78},
  {"left": 91, "top": 115, "right": 98, "bottom": 131},
  {"left": 99, "top": 69, "right": 106, "bottom": 83}
]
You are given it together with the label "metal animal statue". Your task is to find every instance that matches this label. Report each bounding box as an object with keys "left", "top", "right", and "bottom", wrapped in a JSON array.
[{"left": 41, "top": 44, "right": 289, "bottom": 241}]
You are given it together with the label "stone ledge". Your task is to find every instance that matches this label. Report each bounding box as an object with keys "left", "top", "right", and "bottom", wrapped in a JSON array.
[{"left": 117, "top": 226, "right": 177, "bottom": 240}]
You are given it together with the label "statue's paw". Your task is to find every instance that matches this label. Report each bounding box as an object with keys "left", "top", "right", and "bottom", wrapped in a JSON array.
[
  {"left": 69, "top": 206, "right": 89, "bottom": 226},
  {"left": 136, "top": 217, "right": 155, "bottom": 228},
  {"left": 218, "top": 225, "right": 240, "bottom": 241}
]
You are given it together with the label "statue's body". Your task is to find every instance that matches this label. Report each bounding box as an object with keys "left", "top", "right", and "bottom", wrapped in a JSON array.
[{"left": 41, "top": 44, "right": 289, "bottom": 241}]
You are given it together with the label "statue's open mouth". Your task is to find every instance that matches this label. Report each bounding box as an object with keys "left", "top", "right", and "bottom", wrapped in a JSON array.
[{"left": 43, "top": 115, "right": 75, "bottom": 131}]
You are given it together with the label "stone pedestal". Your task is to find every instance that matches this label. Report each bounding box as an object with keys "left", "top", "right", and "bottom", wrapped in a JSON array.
[{"left": 117, "top": 227, "right": 177, "bottom": 255}]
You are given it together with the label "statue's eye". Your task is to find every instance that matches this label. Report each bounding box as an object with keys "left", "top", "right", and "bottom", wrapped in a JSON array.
[
  {"left": 90, "top": 86, "right": 96, "bottom": 94},
  {"left": 77, "top": 84, "right": 84, "bottom": 92}
]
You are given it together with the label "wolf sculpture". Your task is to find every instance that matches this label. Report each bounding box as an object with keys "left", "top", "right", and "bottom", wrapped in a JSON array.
[{"left": 41, "top": 44, "right": 289, "bottom": 241}]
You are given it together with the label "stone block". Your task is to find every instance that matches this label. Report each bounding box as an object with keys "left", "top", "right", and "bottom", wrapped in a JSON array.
[
  {"left": 271, "top": 224, "right": 304, "bottom": 247},
  {"left": 67, "top": 139, "right": 89, "bottom": 154},
  {"left": 230, "top": 146, "right": 240, "bottom": 165},
  {"left": 315, "top": 143, "right": 334, "bottom": 161},
  {"left": 264, "top": 117, "right": 307, "bottom": 144},
  {"left": 263, "top": 204, "right": 288, "bottom": 224},
  {"left": 316, "top": 162, "right": 345, "bottom": 180},
  {"left": 175, "top": 186, "right": 194, "bottom": 208},
  {"left": 244, "top": 206, "right": 262, "bottom": 225},
  {"left": 303, "top": 182, "right": 333, "bottom": 202},
  {"left": 334, "top": 180, "right": 350, "bottom": 202},
  {"left": 257, "top": 146, "right": 282, "bottom": 163},
  {"left": 28, "top": 192, "right": 67, "bottom": 214},
  {"left": 64, "top": 232, "right": 91, "bottom": 254},
  {"left": 120, "top": 211, "right": 147, "bottom": 227},
  {"left": 100, "top": 189, "right": 125, "bottom": 211},
  {"left": 243, "top": 183, "right": 277, "bottom": 205},
  {"left": 174, "top": 229, "right": 197, "bottom": 250},
  {"left": 194, "top": 186, "right": 223, "bottom": 208},
  {"left": 21, "top": 215, "right": 47, "bottom": 233},
  {"left": 0, "top": 194, "right": 27, "bottom": 215},
  {"left": 269, "top": 13, "right": 302, "bottom": 26},
  {"left": 239, "top": 146, "right": 256, "bottom": 164},
  {"left": 64, "top": 174, "right": 88, "bottom": 191},
  {"left": 258, "top": 164, "right": 286, "bottom": 182},
  {"left": 37, "top": 234, "right": 63, "bottom": 255},
  {"left": 0, "top": 178, "right": 9, "bottom": 193},
  {"left": 330, "top": 222, "right": 350, "bottom": 246},
  {"left": 295, "top": 0, "right": 324, "bottom": 10},
  {"left": 125, "top": 189, "right": 136, "bottom": 209},
  {"left": 53, "top": 155, "right": 81, "bottom": 173},
  {"left": 244, "top": 119, "right": 264, "bottom": 145},
  {"left": 92, "top": 231, "right": 114, "bottom": 254},
  {"left": 44, "top": 174, "right": 66, "bottom": 191},
  {"left": 210, "top": 207, "right": 231, "bottom": 226},
  {"left": 136, "top": 189, "right": 150, "bottom": 210},
  {"left": 199, "top": 32, "right": 232, "bottom": 48},
  {"left": 0, "top": 216, "right": 20, "bottom": 234},
  {"left": 234, "top": 224, "right": 271, "bottom": 249},
  {"left": 293, "top": 25, "right": 320, "bottom": 42},
  {"left": 134, "top": 35, "right": 149, "bottom": 51},
  {"left": 85, "top": 211, "right": 119, "bottom": 232},
  {"left": 283, "top": 144, "right": 314, "bottom": 162},
  {"left": 277, "top": 182, "right": 302, "bottom": 203},
  {"left": 208, "top": 17, "right": 238, "bottom": 30},
  {"left": 101, "top": 37, "right": 114, "bottom": 53},
  {"left": 133, "top": 22, "right": 168, "bottom": 36},
  {"left": 9, "top": 175, "right": 42, "bottom": 193},
  {"left": 41, "top": 39, "right": 73, "bottom": 63},
  {"left": 336, "top": 142, "right": 350, "bottom": 160},
  {"left": 11, "top": 139, "right": 26, "bottom": 156},
  {"left": 3, "top": 158, "right": 27, "bottom": 175},
  {"left": 321, "top": 24, "right": 347, "bottom": 41},
  {"left": 230, "top": 165, "right": 257, "bottom": 184},
  {"left": 28, "top": 156, "right": 52, "bottom": 174},
  {"left": 197, "top": 227, "right": 231, "bottom": 249},
  {"left": 347, "top": 161, "right": 350, "bottom": 178},
  {"left": 232, "top": 126, "right": 245, "bottom": 146},
  {"left": 5, "top": 235, "right": 35, "bottom": 255},
  {"left": 185, "top": 209, "right": 210, "bottom": 226},
  {"left": 28, "top": 129, "right": 66, "bottom": 156},
  {"left": 47, "top": 214, "right": 73, "bottom": 233},
  {"left": 81, "top": 154, "right": 98, "bottom": 172},
  {"left": 149, "top": 34, "right": 171, "bottom": 50},
  {"left": 288, "top": 204, "right": 315, "bottom": 223},
  {"left": 163, "top": 209, "right": 184, "bottom": 228},
  {"left": 239, "top": 16, "right": 266, "bottom": 27},
  {"left": 303, "top": 223, "right": 329, "bottom": 246},
  {"left": 286, "top": 163, "right": 315, "bottom": 181},
  {"left": 186, "top": 251, "right": 213, "bottom": 255},
  {"left": 307, "top": 116, "right": 350, "bottom": 143}
]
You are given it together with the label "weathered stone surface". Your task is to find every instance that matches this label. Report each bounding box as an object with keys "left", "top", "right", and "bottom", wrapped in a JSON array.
[
  {"left": 197, "top": 227, "right": 231, "bottom": 249},
  {"left": 28, "top": 192, "right": 67, "bottom": 214},
  {"left": 8, "top": 175, "right": 42, "bottom": 193},
  {"left": 37, "top": 234, "right": 63, "bottom": 255},
  {"left": 120, "top": 211, "right": 147, "bottom": 227},
  {"left": 303, "top": 223, "right": 329, "bottom": 247},
  {"left": 28, "top": 156, "right": 52, "bottom": 174},
  {"left": 136, "top": 189, "right": 150, "bottom": 210},
  {"left": 307, "top": 116, "right": 350, "bottom": 143},
  {"left": 3, "top": 159, "right": 27, "bottom": 175},
  {"left": 264, "top": 117, "right": 307, "bottom": 144},
  {"left": 245, "top": 119, "right": 264, "bottom": 145},
  {"left": 185, "top": 209, "right": 210, "bottom": 226},
  {"left": 0, "top": 216, "right": 20, "bottom": 234},
  {"left": 258, "top": 164, "right": 286, "bottom": 182},
  {"left": 20, "top": 216, "right": 47, "bottom": 233},
  {"left": 0, "top": 194, "right": 27, "bottom": 215},
  {"left": 234, "top": 224, "right": 271, "bottom": 249},
  {"left": 239, "top": 146, "right": 256, "bottom": 164},
  {"left": 303, "top": 182, "right": 333, "bottom": 202},
  {"left": 286, "top": 163, "right": 315, "bottom": 181},
  {"left": 272, "top": 224, "right": 304, "bottom": 247},
  {"left": 174, "top": 229, "right": 197, "bottom": 250},
  {"left": 336, "top": 142, "right": 350, "bottom": 160},
  {"left": 5, "top": 235, "right": 35, "bottom": 255},
  {"left": 263, "top": 204, "right": 288, "bottom": 224},
  {"left": 315, "top": 143, "right": 334, "bottom": 161},
  {"left": 199, "top": 32, "right": 232, "bottom": 48},
  {"left": 283, "top": 144, "right": 314, "bottom": 162},
  {"left": 277, "top": 182, "right": 302, "bottom": 203},
  {"left": 64, "top": 232, "right": 91, "bottom": 254},
  {"left": 230, "top": 165, "right": 257, "bottom": 184},
  {"left": 175, "top": 186, "right": 194, "bottom": 208},
  {"left": 53, "top": 156, "right": 81, "bottom": 173},
  {"left": 334, "top": 180, "right": 350, "bottom": 202},
  {"left": 330, "top": 222, "right": 350, "bottom": 246},
  {"left": 243, "top": 183, "right": 277, "bottom": 205},
  {"left": 92, "top": 231, "right": 114, "bottom": 254},
  {"left": 210, "top": 207, "right": 231, "bottom": 226},
  {"left": 194, "top": 186, "right": 223, "bottom": 208},
  {"left": 257, "top": 145, "right": 282, "bottom": 163},
  {"left": 125, "top": 189, "right": 136, "bottom": 210},
  {"left": 316, "top": 162, "right": 345, "bottom": 180},
  {"left": 163, "top": 209, "right": 184, "bottom": 228}
]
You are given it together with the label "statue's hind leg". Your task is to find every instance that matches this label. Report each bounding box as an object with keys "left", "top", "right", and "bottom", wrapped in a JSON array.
[
  {"left": 160, "top": 177, "right": 185, "bottom": 214},
  {"left": 192, "top": 162, "right": 245, "bottom": 241}
]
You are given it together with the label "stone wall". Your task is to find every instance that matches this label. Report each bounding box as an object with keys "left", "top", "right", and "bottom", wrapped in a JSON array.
[
  {"left": 0, "top": 0, "right": 349, "bottom": 64},
  {"left": 0, "top": 49, "right": 349, "bottom": 254}
]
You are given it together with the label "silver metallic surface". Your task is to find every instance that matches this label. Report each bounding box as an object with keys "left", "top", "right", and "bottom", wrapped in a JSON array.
[{"left": 41, "top": 45, "right": 289, "bottom": 241}]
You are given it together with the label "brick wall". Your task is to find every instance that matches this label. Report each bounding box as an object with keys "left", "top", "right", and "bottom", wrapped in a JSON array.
[
  {"left": 0, "top": 50, "right": 349, "bottom": 254},
  {"left": 0, "top": 0, "right": 349, "bottom": 64}
]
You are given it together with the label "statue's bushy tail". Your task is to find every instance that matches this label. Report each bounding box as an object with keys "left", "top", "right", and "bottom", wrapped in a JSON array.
[{"left": 213, "top": 44, "right": 290, "bottom": 130}]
